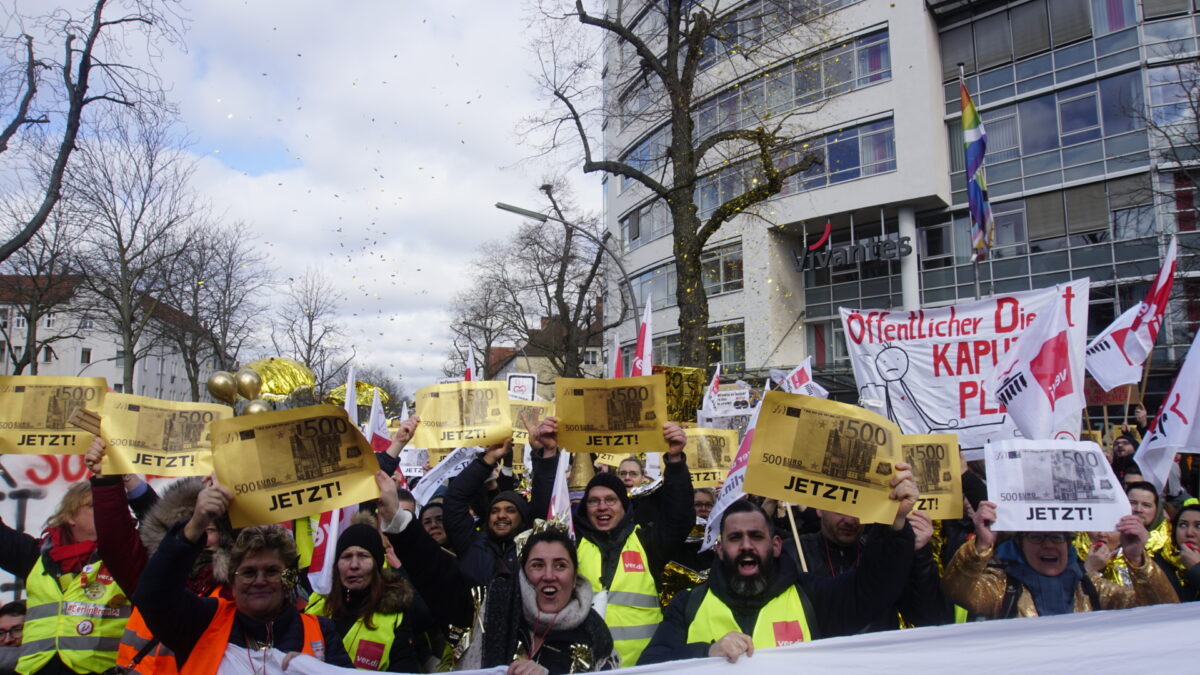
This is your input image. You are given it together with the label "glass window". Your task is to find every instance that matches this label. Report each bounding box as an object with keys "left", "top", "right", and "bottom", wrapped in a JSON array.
[
  {"left": 1058, "top": 89, "right": 1101, "bottom": 144},
  {"left": 80, "top": 348, "right": 91, "bottom": 365},
  {"left": 1149, "top": 63, "right": 1199, "bottom": 125},
  {"left": 1144, "top": 0, "right": 1191, "bottom": 19},
  {"left": 1050, "top": 0, "right": 1093, "bottom": 46},
  {"left": 701, "top": 242, "right": 744, "bottom": 296},
  {"left": 1099, "top": 69, "right": 1145, "bottom": 135},
  {"left": 1019, "top": 94, "right": 1060, "bottom": 153},
  {"left": 1026, "top": 192, "right": 1066, "bottom": 240},
  {"left": 1113, "top": 205, "right": 1156, "bottom": 238},
  {"left": 1090, "top": 0, "right": 1135, "bottom": 35}
]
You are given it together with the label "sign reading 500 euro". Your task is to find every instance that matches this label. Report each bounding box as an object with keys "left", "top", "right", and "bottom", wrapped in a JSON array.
[
  {"left": 411, "top": 381, "right": 512, "bottom": 449},
  {"left": 0, "top": 376, "right": 106, "bottom": 454},
  {"left": 211, "top": 405, "right": 380, "bottom": 528},
  {"left": 555, "top": 375, "right": 668, "bottom": 453},
  {"left": 901, "top": 433, "right": 963, "bottom": 520},
  {"left": 745, "top": 391, "right": 903, "bottom": 524},
  {"left": 511, "top": 400, "right": 553, "bottom": 446},
  {"left": 685, "top": 428, "right": 738, "bottom": 487},
  {"left": 100, "top": 393, "right": 232, "bottom": 476}
]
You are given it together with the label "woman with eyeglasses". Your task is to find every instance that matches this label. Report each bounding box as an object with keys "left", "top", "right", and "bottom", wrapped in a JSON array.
[
  {"left": 942, "top": 501, "right": 1178, "bottom": 618},
  {"left": 305, "top": 519, "right": 423, "bottom": 671},
  {"left": 133, "top": 477, "right": 352, "bottom": 672}
]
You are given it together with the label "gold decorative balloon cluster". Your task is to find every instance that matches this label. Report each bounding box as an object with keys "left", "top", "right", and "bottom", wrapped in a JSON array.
[{"left": 206, "top": 367, "right": 271, "bottom": 415}]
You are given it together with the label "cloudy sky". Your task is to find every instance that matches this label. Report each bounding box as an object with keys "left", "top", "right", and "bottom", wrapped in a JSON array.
[{"left": 144, "top": 1, "right": 599, "bottom": 393}]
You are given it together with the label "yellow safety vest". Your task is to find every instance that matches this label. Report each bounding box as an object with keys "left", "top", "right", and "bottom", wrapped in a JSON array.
[
  {"left": 305, "top": 594, "right": 403, "bottom": 671},
  {"left": 577, "top": 526, "right": 661, "bottom": 666},
  {"left": 19, "top": 556, "right": 132, "bottom": 675},
  {"left": 686, "top": 585, "right": 811, "bottom": 649}
]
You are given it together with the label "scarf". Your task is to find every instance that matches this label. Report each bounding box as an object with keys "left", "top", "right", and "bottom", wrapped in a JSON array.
[
  {"left": 45, "top": 527, "right": 97, "bottom": 575},
  {"left": 517, "top": 573, "right": 594, "bottom": 634},
  {"left": 997, "top": 538, "right": 1083, "bottom": 616}
]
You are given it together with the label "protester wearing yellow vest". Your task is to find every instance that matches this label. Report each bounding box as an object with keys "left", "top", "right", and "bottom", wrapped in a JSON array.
[
  {"left": 0, "top": 482, "right": 131, "bottom": 675},
  {"left": 305, "top": 521, "right": 421, "bottom": 671},
  {"left": 528, "top": 419, "right": 694, "bottom": 667},
  {"left": 641, "top": 466, "right": 921, "bottom": 664},
  {"left": 132, "top": 477, "right": 351, "bottom": 671}
]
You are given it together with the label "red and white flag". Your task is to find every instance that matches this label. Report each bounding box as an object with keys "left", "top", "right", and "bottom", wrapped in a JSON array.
[
  {"left": 367, "top": 389, "right": 391, "bottom": 453},
  {"left": 631, "top": 296, "right": 653, "bottom": 377},
  {"left": 780, "top": 357, "right": 828, "bottom": 398},
  {"left": 1135, "top": 328, "right": 1200, "bottom": 492},
  {"left": 1086, "top": 237, "right": 1177, "bottom": 390},
  {"left": 701, "top": 397, "right": 763, "bottom": 552},
  {"left": 702, "top": 364, "right": 722, "bottom": 412},
  {"left": 611, "top": 332, "right": 624, "bottom": 378},
  {"left": 310, "top": 364, "right": 361, "bottom": 594},
  {"left": 1127, "top": 236, "right": 1177, "bottom": 364},
  {"left": 464, "top": 346, "right": 477, "bottom": 382},
  {"left": 343, "top": 363, "right": 358, "bottom": 426},
  {"left": 990, "top": 279, "right": 1089, "bottom": 441},
  {"left": 547, "top": 452, "right": 574, "bottom": 538}
]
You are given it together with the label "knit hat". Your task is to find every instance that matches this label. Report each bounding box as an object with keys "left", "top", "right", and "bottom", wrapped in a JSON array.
[
  {"left": 1114, "top": 434, "right": 1138, "bottom": 448},
  {"left": 335, "top": 523, "right": 385, "bottom": 569},
  {"left": 583, "top": 472, "right": 631, "bottom": 512},
  {"left": 490, "top": 490, "right": 531, "bottom": 528}
]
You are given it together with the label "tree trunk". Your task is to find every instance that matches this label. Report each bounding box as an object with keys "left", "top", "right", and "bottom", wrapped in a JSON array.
[{"left": 671, "top": 202, "right": 711, "bottom": 369}]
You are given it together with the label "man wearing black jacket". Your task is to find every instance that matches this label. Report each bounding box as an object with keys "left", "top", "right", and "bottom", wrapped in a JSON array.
[
  {"left": 640, "top": 462, "right": 919, "bottom": 664},
  {"left": 443, "top": 439, "right": 555, "bottom": 587}
]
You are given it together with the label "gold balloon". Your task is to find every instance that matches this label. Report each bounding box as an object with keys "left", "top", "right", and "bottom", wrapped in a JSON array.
[
  {"left": 206, "top": 371, "right": 238, "bottom": 405},
  {"left": 325, "top": 381, "right": 390, "bottom": 407},
  {"left": 243, "top": 399, "right": 272, "bottom": 415},
  {"left": 245, "top": 357, "right": 317, "bottom": 398},
  {"left": 234, "top": 368, "right": 263, "bottom": 401}
]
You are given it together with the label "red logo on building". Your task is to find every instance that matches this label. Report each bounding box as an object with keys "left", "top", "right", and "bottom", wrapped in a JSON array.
[
  {"left": 772, "top": 620, "right": 804, "bottom": 646},
  {"left": 1030, "top": 330, "right": 1073, "bottom": 410},
  {"left": 621, "top": 551, "right": 646, "bottom": 573}
]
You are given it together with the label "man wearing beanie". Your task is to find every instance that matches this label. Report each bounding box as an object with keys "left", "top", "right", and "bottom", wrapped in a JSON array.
[
  {"left": 443, "top": 440, "right": 556, "bottom": 587},
  {"left": 530, "top": 417, "right": 694, "bottom": 667}
]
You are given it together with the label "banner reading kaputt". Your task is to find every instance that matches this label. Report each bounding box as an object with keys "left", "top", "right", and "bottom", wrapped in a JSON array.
[{"left": 839, "top": 283, "right": 1087, "bottom": 450}]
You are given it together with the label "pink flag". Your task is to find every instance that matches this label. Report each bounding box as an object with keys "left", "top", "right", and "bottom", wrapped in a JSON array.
[
  {"left": 990, "top": 280, "right": 1089, "bottom": 440},
  {"left": 1135, "top": 328, "right": 1200, "bottom": 492},
  {"left": 631, "top": 296, "right": 653, "bottom": 377},
  {"left": 1127, "top": 236, "right": 1176, "bottom": 364},
  {"left": 611, "top": 332, "right": 624, "bottom": 378},
  {"left": 367, "top": 389, "right": 391, "bottom": 453}
]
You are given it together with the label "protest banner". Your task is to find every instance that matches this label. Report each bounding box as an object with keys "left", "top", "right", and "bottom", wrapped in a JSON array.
[
  {"left": 0, "top": 376, "right": 106, "bottom": 455},
  {"left": 684, "top": 428, "right": 738, "bottom": 488},
  {"left": 554, "top": 375, "right": 668, "bottom": 454},
  {"left": 210, "top": 405, "right": 380, "bottom": 528},
  {"left": 511, "top": 400, "right": 554, "bottom": 447},
  {"left": 984, "top": 439, "right": 1129, "bottom": 532},
  {"left": 900, "top": 433, "right": 962, "bottom": 520},
  {"left": 840, "top": 283, "right": 1085, "bottom": 450},
  {"left": 411, "top": 381, "right": 512, "bottom": 448},
  {"left": 745, "top": 391, "right": 903, "bottom": 524},
  {"left": 98, "top": 393, "right": 232, "bottom": 476},
  {"left": 652, "top": 365, "right": 705, "bottom": 423},
  {"left": 412, "top": 445, "right": 481, "bottom": 506},
  {"left": 775, "top": 357, "right": 829, "bottom": 398}
]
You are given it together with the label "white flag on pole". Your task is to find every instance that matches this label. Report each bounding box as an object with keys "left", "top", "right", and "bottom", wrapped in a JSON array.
[
  {"left": 547, "top": 452, "right": 574, "bottom": 537},
  {"left": 990, "top": 280, "right": 1089, "bottom": 441},
  {"left": 702, "top": 364, "right": 721, "bottom": 413},
  {"left": 779, "top": 357, "right": 828, "bottom": 398},
  {"left": 632, "top": 296, "right": 653, "bottom": 376},
  {"left": 367, "top": 389, "right": 391, "bottom": 453},
  {"left": 1134, "top": 328, "right": 1200, "bottom": 492},
  {"left": 1127, "top": 236, "right": 1177, "bottom": 364},
  {"left": 611, "top": 332, "right": 624, "bottom": 378},
  {"left": 465, "top": 346, "right": 477, "bottom": 382},
  {"left": 701, "top": 398, "right": 763, "bottom": 552},
  {"left": 343, "top": 363, "right": 357, "bottom": 426}
]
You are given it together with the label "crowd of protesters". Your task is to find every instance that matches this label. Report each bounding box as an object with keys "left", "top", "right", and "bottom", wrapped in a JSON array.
[{"left": 0, "top": 405, "right": 1195, "bottom": 675}]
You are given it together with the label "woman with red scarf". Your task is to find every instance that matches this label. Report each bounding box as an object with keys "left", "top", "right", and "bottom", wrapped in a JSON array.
[{"left": 0, "top": 482, "right": 132, "bottom": 674}]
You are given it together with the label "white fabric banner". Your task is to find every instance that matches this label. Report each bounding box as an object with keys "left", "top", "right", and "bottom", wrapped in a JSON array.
[
  {"left": 222, "top": 603, "right": 1196, "bottom": 673},
  {"left": 1135, "top": 327, "right": 1200, "bottom": 492},
  {"left": 412, "top": 446, "right": 481, "bottom": 506},
  {"left": 1084, "top": 303, "right": 1145, "bottom": 392},
  {"left": 841, "top": 283, "right": 1083, "bottom": 450},
  {"left": 989, "top": 280, "right": 1089, "bottom": 442},
  {"left": 984, "top": 439, "right": 1129, "bottom": 532}
]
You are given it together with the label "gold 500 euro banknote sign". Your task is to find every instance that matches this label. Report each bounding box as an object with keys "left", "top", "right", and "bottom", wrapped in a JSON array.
[
  {"left": 685, "top": 428, "right": 738, "bottom": 488},
  {"left": 0, "top": 376, "right": 106, "bottom": 454},
  {"left": 99, "top": 393, "right": 233, "bottom": 476},
  {"left": 745, "top": 391, "right": 903, "bottom": 524},
  {"left": 554, "top": 375, "right": 668, "bottom": 453},
  {"left": 411, "top": 381, "right": 512, "bottom": 449},
  {"left": 211, "top": 405, "right": 380, "bottom": 528},
  {"left": 900, "top": 434, "right": 963, "bottom": 520}
]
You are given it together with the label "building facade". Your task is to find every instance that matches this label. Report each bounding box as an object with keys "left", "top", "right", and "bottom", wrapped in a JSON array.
[{"left": 604, "top": 0, "right": 1200, "bottom": 405}]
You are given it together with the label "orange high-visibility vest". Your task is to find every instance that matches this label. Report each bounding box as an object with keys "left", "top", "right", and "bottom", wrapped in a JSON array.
[{"left": 179, "top": 599, "right": 323, "bottom": 675}]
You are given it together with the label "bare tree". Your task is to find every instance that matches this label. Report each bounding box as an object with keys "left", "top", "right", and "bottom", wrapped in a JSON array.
[
  {"left": 0, "top": 0, "right": 183, "bottom": 263},
  {"left": 529, "top": 1, "right": 829, "bottom": 367},
  {"left": 67, "top": 111, "right": 198, "bottom": 393},
  {"left": 356, "top": 363, "right": 407, "bottom": 418},
  {"left": 0, "top": 205, "right": 89, "bottom": 374},
  {"left": 442, "top": 281, "right": 521, "bottom": 380},
  {"left": 269, "top": 267, "right": 352, "bottom": 399}
]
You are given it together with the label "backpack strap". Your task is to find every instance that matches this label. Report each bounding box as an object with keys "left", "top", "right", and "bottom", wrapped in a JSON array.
[{"left": 1000, "top": 574, "right": 1023, "bottom": 618}]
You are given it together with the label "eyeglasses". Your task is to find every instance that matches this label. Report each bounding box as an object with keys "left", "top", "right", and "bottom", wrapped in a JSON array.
[
  {"left": 586, "top": 495, "right": 621, "bottom": 507},
  {"left": 0, "top": 625, "right": 22, "bottom": 640},
  {"left": 693, "top": 502, "right": 713, "bottom": 510},
  {"left": 617, "top": 471, "right": 641, "bottom": 478},
  {"left": 1024, "top": 533, "right": 1067, "bottom": 545},
  {"left": 234, "top": 566, "right": 285, "bottom": 583}
]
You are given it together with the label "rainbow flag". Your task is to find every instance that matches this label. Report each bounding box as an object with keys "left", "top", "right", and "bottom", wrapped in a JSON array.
[{"left": 960, "top": 77, "right": 994, "bottom": 260}]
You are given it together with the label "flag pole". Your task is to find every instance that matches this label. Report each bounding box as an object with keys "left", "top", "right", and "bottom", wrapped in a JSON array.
[
  {"left": 784, "top": 503, "right": 809, "bottom": 573},
  {"left": 960, "top": 63, "right": 983, "bottom": 301}
]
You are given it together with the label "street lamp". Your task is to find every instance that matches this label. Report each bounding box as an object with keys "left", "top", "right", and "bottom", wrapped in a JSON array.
[{"left": 494, "top": 201, "right": 642, "bottom": 324}]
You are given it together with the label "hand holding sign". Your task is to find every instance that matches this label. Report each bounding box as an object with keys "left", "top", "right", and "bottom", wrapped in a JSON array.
[
  {"left": 529, "top": 415, "right": 559, "bottom": 454},
  {"left": 388, "top": 416, "right": 420, "bottom": 455},
  {"left": 973, "top": 501, "right": 998, "bottom": 552},
  {"left": 184, "top": 474, "right": 232, "bottom": 544},
  {"left": 889, "top": 461, "right": 918, "bottom": 530}
]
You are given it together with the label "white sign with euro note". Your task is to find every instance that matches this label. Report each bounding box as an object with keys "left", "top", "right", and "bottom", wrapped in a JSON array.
[
  {"left": 984, "top": 439, "right": 1129, "bottom": 532},
  {"left": 411, "top": 446, "right": 481, "bottom": 506}
]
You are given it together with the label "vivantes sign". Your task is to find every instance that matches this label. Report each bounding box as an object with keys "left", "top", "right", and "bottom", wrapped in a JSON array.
[{"left": 792, "top": 220, "right": 913, "bottom": 271}]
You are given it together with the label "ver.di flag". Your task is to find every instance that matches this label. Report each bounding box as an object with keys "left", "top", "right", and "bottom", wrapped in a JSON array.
[
  {"left": 702, "top": 363, "right": 721, "bottom": 412},
  {"left": 1134, "top": 328, "right": 1200, "bottom": 492},
  {"left": 990, "top": 279, "right": 1089, "bottom": 441},
  {"left": 1127, "top": 235, "right": 1177, "bottom": 364},
  {"left": 632, "top": 295, "right": 653, "bottom": 376},
  {"left": 779, "top": 357, "right": 828, "bottom": 398},
  {"left": 367, "top": 389, "right": 391, "bottom": 453}
]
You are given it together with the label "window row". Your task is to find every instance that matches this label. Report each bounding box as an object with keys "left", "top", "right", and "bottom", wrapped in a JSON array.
[
  {"left": 619, "top": 322, "right": 747, "bottom": 373},
  {"left": 628, "top": 242, "right": 746, "bottom": 308},
  {"left": 697, "top": 0, "right": 865, "bottom": 73},
  {"left": 0, "top": 311, "right": 95, "bottom": 330},
  {"left": 0, "top": 343, "right": 56, "bottom": 363},
  {"left": 694, "top": 30, "right": 890, "bottom": 141}
]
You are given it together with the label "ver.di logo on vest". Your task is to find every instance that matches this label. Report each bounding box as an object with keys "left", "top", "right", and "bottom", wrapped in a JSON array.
[{"left": 793, "top": 220, "right": 913, "bottom": 271}]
